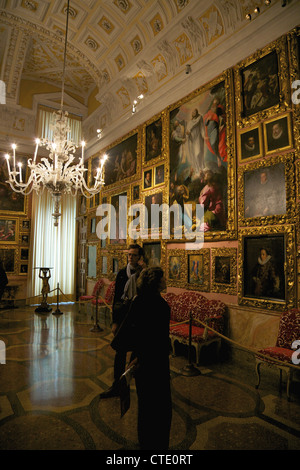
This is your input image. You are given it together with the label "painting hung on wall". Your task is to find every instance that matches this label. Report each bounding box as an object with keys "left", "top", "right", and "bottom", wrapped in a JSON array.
[
  {"left": 0, "top": 218, "right": 18, "bottom": 243},
  {"left": 0, "top": 248, "right": 15, "bottom": 273},
  {"left": 241, "top": 51, "right": 279, "bottom": 117},
  {"left": 186, "top": 249, "right": 210, "bottom": 292},
  {"left": 87, "top": 245, "right": 97, "bottom": 278},
  {"left": 0, "top": 155, "right": 27, "bottom": 213},
  {"left": 263, "top": 113, "right": 293, "bottom": 154},
  {"left": 169, "top": 79, "right": 228, "bottom": 234},
  {"left": 238, "top": 124, "right": 263, "bottom": 162},
  {"left": 145, "top": 117, "right": 163, "bottom": 163},
  {"left": 154, "top": 164, "right": 164, "bottom": 185},
  {"left": 144, "top": 191, "right": 163, "bottom": 231},
  {"left": 243, "top": 234, "right": 285, "bottom": 302},
  {"left": 143, "top": 242, "right": 161, "bottom": 267},
  {"left": 104, "top": 133, "right": 138, "bottom": 186},
  {"left": 243, "top": 162, "right": 286, "bottom": 219},
  {"left": 110, "top": 192, "right": 127, "bottom": 245}
]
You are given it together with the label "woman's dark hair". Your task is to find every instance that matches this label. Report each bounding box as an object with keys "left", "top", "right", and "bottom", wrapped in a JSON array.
[{"left": 136, "top": 267, "right": 164, "bottom": 296}]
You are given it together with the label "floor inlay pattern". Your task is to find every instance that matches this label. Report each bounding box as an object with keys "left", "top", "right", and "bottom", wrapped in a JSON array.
[{"left": 0, "top": 304, "right": 299, "bottom": 451}]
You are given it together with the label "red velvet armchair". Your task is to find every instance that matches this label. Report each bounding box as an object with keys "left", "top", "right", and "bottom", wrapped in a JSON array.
[
  {"left": 91, "top": 280, "right": 116, "bottom": 326},
  {"left": 255, "top": 308, "right": 300, "bottom": 401},
  {"left": 78, "top": 278, "right": 105, "bottom": 313}
]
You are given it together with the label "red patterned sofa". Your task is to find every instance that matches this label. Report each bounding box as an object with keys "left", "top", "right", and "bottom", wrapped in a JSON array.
[
  {"left": 255, "top": 308, "right": 300, "bottom": 401},
  {"left": 163, "top": 291, "right": 226, "bottom": 365}
]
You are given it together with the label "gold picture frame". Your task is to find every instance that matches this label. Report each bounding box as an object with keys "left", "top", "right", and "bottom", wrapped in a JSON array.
[
  {"left": 234, "top": 35, "right": 289, "bottom": 128},
  {"left": 166, "top": 249, "right": 186, "bottom": 288},
  {"left": 167, "top": 69, "right": 236, "bottom": 241},
  {"left": 100, "top": 128, "right": 141, "bottom": 191},
  {"left": 238, "top": 153, "right": 296, "bottom": 227},
  {"left": 141, "top": 187, "right": 168, "bottom": 239},
  {"left": 0, "top": 217, "right": 19, "bottom": 244},
  {"left": 0, "top": 247, "right": 17, "bottom": 274},
  {"left": 238, "top": 225, "right": 296, "bottom": 311},
  {"left": 287, "top": 26, "right": 300, "bottom": 157},
  {"left": 107, "top": 186, "right": 132, "bottom": 247},
  {"left": 238, "top": 123, "right": 263, "bottom": 163},
  {"left": 185, "top": 248, "right": 210, "bottom": 292},
  {"left": 211, "top": 247, "right": 237, "bottom": 295},
  {"left": 142, "top": 111, "right": 167, "bottom": 167},
  {"left": 263, "top": 112, "right": 293, "bottom": 155}
]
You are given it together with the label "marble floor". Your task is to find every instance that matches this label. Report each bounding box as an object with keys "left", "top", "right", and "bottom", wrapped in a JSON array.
[{"left": 0, "top": 303, "right": 299, "bottom": 452}]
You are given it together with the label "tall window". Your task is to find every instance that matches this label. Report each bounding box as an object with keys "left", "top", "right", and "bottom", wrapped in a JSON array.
[
  {"left": 37, "top": 105, "right": 82, "bottom": 144},
  {"left": 27, "top": 191, "right": 77, "bottom": 303}
]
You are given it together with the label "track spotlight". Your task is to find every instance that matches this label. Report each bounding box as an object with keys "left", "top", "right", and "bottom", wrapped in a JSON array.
[
  {"left": 254, "top": 6, "right": 260, "bottom": 13},
  {"left": 246, "top": 13, "right": 251, "bottom": 20},
  {"left": 264, "top": 0, "right": 271, "bottom": 4}
]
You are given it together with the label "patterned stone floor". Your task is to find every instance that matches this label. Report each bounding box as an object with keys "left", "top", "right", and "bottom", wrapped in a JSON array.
[{"left": 0, "top": 303, "right": 299, "bottom": 451}]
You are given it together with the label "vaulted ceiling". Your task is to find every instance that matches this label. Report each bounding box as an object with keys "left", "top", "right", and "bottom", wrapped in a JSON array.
[{"left": 0, "top": 0, "right": 299, "bottom": 154}]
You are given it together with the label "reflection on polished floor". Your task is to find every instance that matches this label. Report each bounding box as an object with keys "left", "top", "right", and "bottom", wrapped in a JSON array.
[{"left": 0, "top": 303, "right": 300, "bottom": 451}]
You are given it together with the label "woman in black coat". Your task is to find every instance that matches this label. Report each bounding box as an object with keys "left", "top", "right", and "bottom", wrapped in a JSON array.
[{"left": 131, "top": 267, "right": 172, "bottom": 450}]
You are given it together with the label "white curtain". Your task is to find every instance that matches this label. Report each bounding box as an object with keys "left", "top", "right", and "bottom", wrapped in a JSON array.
[
  {"left": 37, "top": 106, "right": 82, "bottom": 145},
  {"left": 27, "top": 190, "right": 77, "bottom": 304}
]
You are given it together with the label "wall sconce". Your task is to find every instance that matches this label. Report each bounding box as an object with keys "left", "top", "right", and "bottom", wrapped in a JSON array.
[{"left": 97, "top": 128, "right": 102, "bottom": 139}]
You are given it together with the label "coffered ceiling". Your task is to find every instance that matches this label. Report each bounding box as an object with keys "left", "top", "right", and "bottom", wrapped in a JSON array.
[{"left": 0, "top": 0, "right": 299, "bottom": 152}]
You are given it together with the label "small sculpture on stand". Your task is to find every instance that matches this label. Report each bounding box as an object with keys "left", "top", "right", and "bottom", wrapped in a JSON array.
[{"left": 35, "top": 267, "right": 53, "bottom": 313}]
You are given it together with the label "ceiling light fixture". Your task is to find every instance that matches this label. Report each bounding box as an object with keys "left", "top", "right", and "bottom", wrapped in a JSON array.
[
  {"left": 4, "top": 0, "right": 107, "bottom": 226},
  {"left": 132, "top": 94, "right": 144, "bottom": 114}
]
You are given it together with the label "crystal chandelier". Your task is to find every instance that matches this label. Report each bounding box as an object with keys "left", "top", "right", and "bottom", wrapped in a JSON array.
[{"left": 4, "top": 0, "right": 106, "bottom": 226}]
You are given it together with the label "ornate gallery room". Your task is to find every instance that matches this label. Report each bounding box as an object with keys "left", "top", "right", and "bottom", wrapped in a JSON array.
[{"left": 0, "top": 0, "right": 300, "bottom": 455}]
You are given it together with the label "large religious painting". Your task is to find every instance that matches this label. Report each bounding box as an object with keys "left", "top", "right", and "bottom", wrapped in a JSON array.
[
  {"left": 168, "top": 71, "right": 235, "bottom": 238},
  {"left": 0, "top": 153, "right": 27, "bottom": 213},
  {"left": 103, "top": 132, "right": 139, "bottom": 188}
]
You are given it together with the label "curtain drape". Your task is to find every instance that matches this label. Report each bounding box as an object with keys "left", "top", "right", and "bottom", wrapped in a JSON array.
[
  {"left": 37, "top": 106, "right": 82, "bottom": 145},
  {"left": 27, "top": 191, "right": 77, "bottom": 304}
]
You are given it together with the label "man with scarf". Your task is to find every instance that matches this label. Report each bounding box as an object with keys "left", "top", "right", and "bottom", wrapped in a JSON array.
[{"left": 100, "top": 244, "right": 144, "bottom": 398}]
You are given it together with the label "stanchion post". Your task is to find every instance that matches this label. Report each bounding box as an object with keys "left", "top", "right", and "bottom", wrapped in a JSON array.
[
  {"left": 180, "top": 312, "right": 201, "bottom": 376},
  {"left": 53, "top": 282, "right": 63, "bottom": 315},
  {"left": 90, "top": 291, "right": 103, "bottom": 332}
]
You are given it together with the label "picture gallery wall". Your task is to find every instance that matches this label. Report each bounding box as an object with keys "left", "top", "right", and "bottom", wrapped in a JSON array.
[{"left": 1, "top": 26, "right": 300, "bottom": 312}]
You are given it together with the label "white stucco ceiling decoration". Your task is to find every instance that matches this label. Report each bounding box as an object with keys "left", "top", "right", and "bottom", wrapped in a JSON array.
[
  {"left": 0, "top": 0, "right": 299, "bottom": 152},
  {"left": 0, "top": 0, "right": 280, "bottom": 104}
]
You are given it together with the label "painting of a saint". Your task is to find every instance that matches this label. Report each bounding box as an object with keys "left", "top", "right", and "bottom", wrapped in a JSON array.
[{"left": 169, "top": 80, "right": 227, "bottom": 233}]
